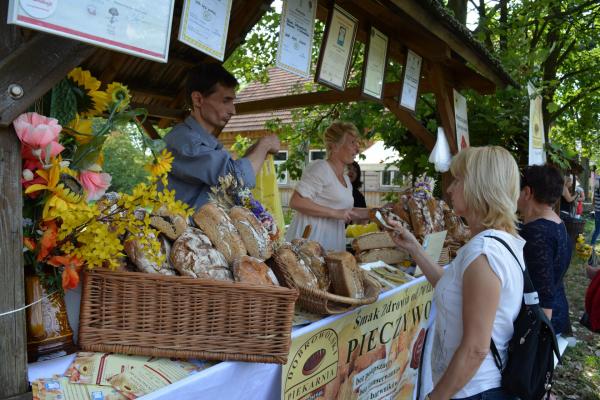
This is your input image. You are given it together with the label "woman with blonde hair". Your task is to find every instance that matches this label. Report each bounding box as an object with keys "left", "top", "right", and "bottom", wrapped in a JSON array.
[
  {"left": 285, "top": 121, "right": 369, "bottom": 251},
  {"left": 387, "top": 146, "right": 523, "bottom": 400}
]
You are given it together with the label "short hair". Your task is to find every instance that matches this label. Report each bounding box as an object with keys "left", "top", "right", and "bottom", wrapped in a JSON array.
[
  {"left": 450, "top": 146, "right": 520, "bottom": 235},
  {"left": 323, "top": 121, "right": 358, "bottom": 153},
  {"left": 349, "top": 161, "right": 363, "bottom": 189},
  {"left": 185, "top": 63, "right": 238, "bottom": 105},
  {"left": 521, "top": 164, "right": 564, "bottom": 205}
]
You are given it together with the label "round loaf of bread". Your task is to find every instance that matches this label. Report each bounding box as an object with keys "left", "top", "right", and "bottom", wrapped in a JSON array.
[
  {"left": 150, "top": 206, "right": 188, "bottom": 240},
  {"left": 124, "top": 233, "right": 177, "bottom": 275},
  {"left": 192, "top": 203, "right": 247, "bottom": 265},
  {"left": 232, "top": 255, "right": 278, "bottom": 285},
  {"left": 170, "top": 227, "right": 232, "bottom": 280},
  {"left": 291, "top": 239, "right": 329, "bottom": 290},
  {"left": 273, "top": 244, "right": 318, "bottom": 289},
  {"left": 228, "top": 206, "right": 272, "bottom": 261}
]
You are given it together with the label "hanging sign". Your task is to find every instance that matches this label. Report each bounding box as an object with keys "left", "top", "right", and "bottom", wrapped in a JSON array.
[
  {"left": 361, "top": 27, "right": 389, "bottom": 100},
  {"left": 7, "top": 0, "right": 175, "bottom": 63},
  {"left": 453, "top": 89, "right": 470, "bottom": 150},
  {"left": 528, "top": 82, "right": 546, "bottom": 166},
  {"left": 178, "top": 0, "right": 233, "bottom": 61},
  {"left": 276, "top": 0, "right": 317, "bottom": 78},
  {"left": 399, "top": 49, "right": 422, "bottom": 111},
  {"left": 315, "top": 4, "right": 358, "bottom": 91}
]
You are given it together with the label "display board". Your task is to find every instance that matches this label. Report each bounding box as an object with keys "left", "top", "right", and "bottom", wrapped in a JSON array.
[
  {"left": 276, "top": 0, "right": 317, "bottom": 78},
  {"left": 361, "top": 27, "right": 388, "bottom": 100}
]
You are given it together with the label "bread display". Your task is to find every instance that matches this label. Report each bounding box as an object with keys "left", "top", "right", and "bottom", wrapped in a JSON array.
[
  {"left": 193, "top": 203, "right": 247, "bottom": 265},
  {"left": 228, "top": 206, "right": 272, "bottom": 261},
  {"left": 273, "top": 244, "right": 319, "bottom": 289},
  {"left": 232, "top": 255, "right": 278, "bottom": 285},
  {"left": 357, "top": 248, "right": 409, "bottom": 265},
  {"left": 291, "top": 238, "right": 329, "bottom": 290},
  {"left": 325, "top": 252, "right": 365, "bottom": 299},
  {"left": 170, "top": 227, "right": 232, "bottom": 281},
  {"left": 352, "top": 232, "right": 396, "bottom": 253},
  {"left": 124, "top": 233, "right": 177, "bottom": 275},
  {"left": 443, "top": 207, "right": 470, "bottom": 244},
  {"left": 150, "top": 206, "right": 188, "bottom": 241}
]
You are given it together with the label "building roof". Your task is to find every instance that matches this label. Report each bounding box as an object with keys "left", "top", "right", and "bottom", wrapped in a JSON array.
[{"left": 357, "top": 141, "right": 401, "bottom": 171}]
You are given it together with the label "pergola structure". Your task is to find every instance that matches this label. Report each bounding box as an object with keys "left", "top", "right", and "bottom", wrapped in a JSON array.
[{"left": 0, "top": 1, "right": 515, "bottom": 398}]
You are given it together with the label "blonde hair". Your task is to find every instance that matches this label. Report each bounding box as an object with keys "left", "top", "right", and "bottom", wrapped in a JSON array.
[
  {"left": 450, "top": 146, "right": 520, "bottom": 235},
  {"left": 323, "top": 121, "right": 358, "bottom": 153}
]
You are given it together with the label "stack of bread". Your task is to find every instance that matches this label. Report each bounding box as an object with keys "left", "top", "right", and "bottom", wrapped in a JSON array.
[
  {"left": 352, "top": 231, "right": 409, "bottom": 265},
  {"left": 120, "top": 201, "right": 279, "bottom": 286}
]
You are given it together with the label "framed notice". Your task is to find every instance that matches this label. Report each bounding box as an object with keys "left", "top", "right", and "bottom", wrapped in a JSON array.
[
  {"left": 178, "top": 0, "right": 233, "bottom": 61},
  {"left": 7, "top": 0, "right": 175, "bottom": 63},
  {"left": 399, "top": 49, "right": 422, "bottom": 111},
  {"left": 315, "top": 4, "right": 358, "bottom": 91},
  {"left": 453, "top": 89, "right": 470, "bottom": 150},
  {"left": 276, "top": 0, "right": 317, "bottom": 78},
  {"left": 361, "top": 26, "right": 388, "bottom": 101}
]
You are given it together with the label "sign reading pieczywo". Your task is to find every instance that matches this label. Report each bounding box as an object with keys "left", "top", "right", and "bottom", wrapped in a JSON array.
[{"left": 282, "top": 279, "right": 434, "bottom": 400}]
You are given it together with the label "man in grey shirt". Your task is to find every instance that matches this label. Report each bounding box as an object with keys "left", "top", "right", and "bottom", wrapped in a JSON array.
[{"left": 163, "top": 63, "right": 280, "bottom": 209}]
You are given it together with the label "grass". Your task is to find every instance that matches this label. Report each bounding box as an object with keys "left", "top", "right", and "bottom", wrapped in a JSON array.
[{"left": 553, "top": 216, "right": 600, "bottom": 400}]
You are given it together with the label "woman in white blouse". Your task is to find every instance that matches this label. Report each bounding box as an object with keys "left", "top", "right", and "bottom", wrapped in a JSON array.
[{"left": 285, "top": 122, "right": 369, "bottom": 251}]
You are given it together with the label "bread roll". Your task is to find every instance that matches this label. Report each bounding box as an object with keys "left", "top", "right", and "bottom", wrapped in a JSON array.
[
  {"left": 170, "top": 227, "right": 232, "bottom": 280},
  {"left": 193, "top": 203, "right": 247, "bottom": 264},
  {"left": 408, "top": 198, "right": 426, "bottom": 237},
  {"left": 273, "top": 244, "right": 319, "bottom": 289},
  {"left": 228, "top": 206, "right": 272, "bottom": 260},
  {"left": 325, "top": 252, "right": 364, "bottom": 298},
  {"left": 357, "top": 248, "right": 409, "bottom": 265},
  {"left": 124, "top": 233, "right": 177, "bottom": 275},
  {"left": 352, "top": 232, "right": 396, "bottom": 253},
  {"left": 291, "top": 239, "right": 329, "bottom": 290},
  {"left": 232, "top": 255, "right": 278, "bottom": 285},
  {"left": 150, "top": 206, "right": 188, "bottom": 240}
]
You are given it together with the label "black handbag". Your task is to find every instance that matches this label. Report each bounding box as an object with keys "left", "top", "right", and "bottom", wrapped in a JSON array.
[{"left": 486, "top": 235, "right": 561, "bottom": 400}]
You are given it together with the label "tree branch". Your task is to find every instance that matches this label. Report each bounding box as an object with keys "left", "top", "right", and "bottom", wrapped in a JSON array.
[{"left": 550, "top": 85, "right": 600, "bottom": 121}]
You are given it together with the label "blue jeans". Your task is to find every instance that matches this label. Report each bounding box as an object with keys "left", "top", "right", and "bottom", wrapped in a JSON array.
[
  {"left": 453, "top": 387, "right": 518, "bottom": 400},
  {"left": 591, "top": 212, "right": 600, "bottom": 245}
]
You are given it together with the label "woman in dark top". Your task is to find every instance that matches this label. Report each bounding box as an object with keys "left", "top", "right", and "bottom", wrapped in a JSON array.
[
  {"left": 347, "top": 161, "right": 367, "bottom": 208},
  {"left": 518, "top": 164, "right": 573, "bottom": 334}
]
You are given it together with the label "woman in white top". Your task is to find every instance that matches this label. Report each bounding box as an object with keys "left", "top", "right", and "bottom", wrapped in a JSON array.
[
  {"left": 388, "top": 146, "right": 523, "bottom": 400},
  {"left": 285, "top": 122, "right": 369, "bottom": 251}
]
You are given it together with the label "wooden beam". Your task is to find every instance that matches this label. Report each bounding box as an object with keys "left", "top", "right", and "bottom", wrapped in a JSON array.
[
  {"left": 0, "top": 34, "right": 96, "bottom": 127},
  {"left": 98, "top": 52, "right": 129, "bottom": 84},
  {"left": 139, "top": 118, "right": 161, "bottom": 140},
  {"left": 133, "top": 102, "right": 185, "bottom": 122},
  {"left": 382, "top": 98, "right": 436, "bottom": 151},
  {"left": 429, "top": 62, "right": 458, "bottom": 154}
]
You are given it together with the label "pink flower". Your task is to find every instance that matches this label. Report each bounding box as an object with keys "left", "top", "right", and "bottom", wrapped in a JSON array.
[
  {"left": 79, "top": 170, "right": 112, "bottom": 201},
  {"left": 13, "top": 112, "right": 62, "bottom": 152},
  {"left": 21, "top": 142, "right": 64, "bottom": 161}
]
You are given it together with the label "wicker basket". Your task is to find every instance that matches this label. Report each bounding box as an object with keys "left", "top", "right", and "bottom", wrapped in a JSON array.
[
  {"left": 78, "top": 270, "right": 298, "bottom": 364},
  {"left": 270, "top": 261, "right": 381, "bottom": 315}
]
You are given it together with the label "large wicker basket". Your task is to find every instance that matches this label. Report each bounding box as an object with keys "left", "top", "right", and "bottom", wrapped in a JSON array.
[
  {"left": 270, "top": 261, "right": 381, "bottom": 315},
  {"left": 78, "top": 270, "right": 298, "bottom": 364}
]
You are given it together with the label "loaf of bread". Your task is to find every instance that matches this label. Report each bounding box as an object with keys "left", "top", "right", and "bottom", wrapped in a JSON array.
[
  {"left": 232, "top": 255, "right": 278, "bottom": 285},
  {"left": 392, "top": 195, "right": 412, "bottom": 225},
  {"left": 352, "top": 232, "right": 397, "bottom": 253},
  {"left": 273, "top": 244, "right": 319, "bottom": 289},
  {"left": 444, "top": 208, "right": 470, "bottom": 243},
  {"left": 124, "top": 233, "right": 177, "bottom": 275},
  {"left": 193, "top": 203, "right": 247, "bottom": 265},
  {"left": 291, "top": 238, "right": 329, "bottom": 290},
  {"left": 228, "top": 206, "right": 272, "bottom": 261},
  {"left": 325, "top": 252, "right": 365, "bottom": 298},
  {"left": 370, "top": 207, "right": 409, "bottom": 231},
  {"left": 170, "top": 227, "right": 232, "bottom": 280},
  {"left": 357, "top": 248, "right": 409, "bottom": 265},
  {"left": 408, "top": 198, "right": 427, "bottom": 237},
  {"left": 150, "top": 206, "right": 188, "bottom": 240}
]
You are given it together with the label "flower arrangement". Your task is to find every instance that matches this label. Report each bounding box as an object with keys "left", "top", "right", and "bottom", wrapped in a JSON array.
[
  {"left": 413, "top": 175, "right": 435, "bottom": 200},
  {"left": 209, "top": 174, "right": 279, "bottom": 239},
  {"left": 575, "top": 234, "right": 593, "bottom": 261},
  {"left": 17, "top": 67, "right": 191, "bottom": 293}
]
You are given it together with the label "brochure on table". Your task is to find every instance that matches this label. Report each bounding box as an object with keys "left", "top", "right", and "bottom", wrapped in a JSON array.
[
  {"left": 276, "top": 0, "right": 317, "bottom": 78},
  {"left": 178, "top": 0, "right": 233, "bottom": 61},
  {"left": 7, "top": 0, "right": 175, "bottom": 62}
]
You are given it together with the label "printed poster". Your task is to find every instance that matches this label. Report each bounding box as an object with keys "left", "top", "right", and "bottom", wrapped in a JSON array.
[
  {"left": 528, "top": 82, "right": 546, "bottom": 166},
  {"left": 362, "top": 27, "right": 388, "bottom": 100},
  {"left": 7, "top": 0, "right": 175, "bottom": 62},
  {"left": 399, "top": 50, "right": 422, "bottom": 111},
  {"left": 276, "top": 0, "right": 317, "bottom": 78},
  {"left": 178, "top": 0, "right": 233, "bottom": 61},
  {"left": 453, "top": 89, "right": 470, "bottom": 150},
  {"left": 282, "top": 279, "right": 434, "bottom": 400}
]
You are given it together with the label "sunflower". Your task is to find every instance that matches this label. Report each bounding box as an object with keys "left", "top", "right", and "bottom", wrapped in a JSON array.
[
  {"left": 65, "top": 115, "right": 94, "bottom": 144},
  {"left": 106, "top": 82, "right": 131, "bottom": 111},
  {"left": 146, "top": 149, "right": 174, "bottom": 177},
  {"left": 67, "top": 67, "right": 110, "bottom": 117}
]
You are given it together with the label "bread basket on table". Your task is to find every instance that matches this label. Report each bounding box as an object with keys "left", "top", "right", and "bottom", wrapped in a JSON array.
[{"left": 78, "top": 269, "right": 298, "bottom": 364}]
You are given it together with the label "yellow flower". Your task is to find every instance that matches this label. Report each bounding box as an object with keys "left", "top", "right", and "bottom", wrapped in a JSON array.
[
  {"left": 146, "top": 149, "right": 174, "bottom": 177},
  {"left": 68, "top": 67, "right": 101, "bottom": 91},
  {"left": 66, "top": 67, "right": 109, "bottom": 117},
  {"left": 66, "top": 115, "right": 94, "bottom": 144},
  {"left": 106, "top": 82, "right": 131, "bottom": 111}
]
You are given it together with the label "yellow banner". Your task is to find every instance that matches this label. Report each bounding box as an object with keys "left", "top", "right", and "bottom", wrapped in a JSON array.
[
  {"left": 252, "top": 155, "right": 286, "bottom": 236},
  {"left": 282, "top": 280, "right": 434, "bottom": 400}
]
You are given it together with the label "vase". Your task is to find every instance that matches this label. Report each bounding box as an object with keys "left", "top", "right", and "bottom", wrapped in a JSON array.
[{"left": 25, "top": 275, "right": 77, "bottom": 362}]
